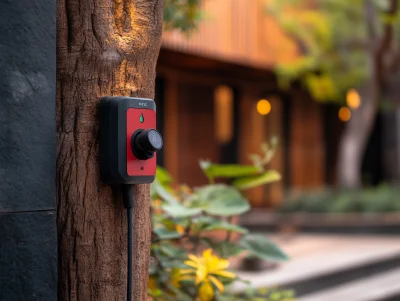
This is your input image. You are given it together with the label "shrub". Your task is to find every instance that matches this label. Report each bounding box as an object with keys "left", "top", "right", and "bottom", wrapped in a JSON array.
[
  {"left": 279, "top": 185, "right": 400, "bottom": 214},
  {"left": 149, "top": 141, "right": 296, "bottom": 301}
]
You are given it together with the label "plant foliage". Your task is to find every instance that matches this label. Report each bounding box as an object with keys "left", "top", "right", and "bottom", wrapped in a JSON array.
[
  {"left": 164, "top": 0, "right": 203, "bottom": 32},
  {"left": 149, "top": 142, "right": 293, "bottom": 301},
  {"left": 279, "top": 185, "right": 400, "bottom": 213},
  {"left": 267, "top": 0, "right": 400, "bottom": 103}
]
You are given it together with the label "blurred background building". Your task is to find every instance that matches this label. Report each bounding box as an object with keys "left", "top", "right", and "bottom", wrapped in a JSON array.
[{"left": 155, "top": 0, "right": 388, "bottom": 208}]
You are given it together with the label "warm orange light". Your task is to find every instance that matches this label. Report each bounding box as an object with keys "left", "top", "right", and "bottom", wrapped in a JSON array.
[
  {"left": 339, "top": 107, "right": 351, "bottom": 122},
  {"left": 214, "top": 85, "right": 234, "bottom": 144},
  {"left": 257, "top": 99, "right": 271, "bottom": 115},
  {"left": 346, "top": 89, "right": 361, "bottom": 109}
]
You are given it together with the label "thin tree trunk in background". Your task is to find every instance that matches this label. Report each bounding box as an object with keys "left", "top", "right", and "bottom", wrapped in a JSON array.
[
  {"left": 382, "top": 71, "right": 400, "bottom": 184},
  {"left": 337, "top": 0, "right": 398, "bottom": 189},
  {"left": 337, "top": 73, "right": 379, "bottom": 188},
  {"left": 56, "top": 0, "right": 164, "bottom": 300}
]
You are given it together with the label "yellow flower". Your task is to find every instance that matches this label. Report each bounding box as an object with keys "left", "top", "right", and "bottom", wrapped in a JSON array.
[
  {"left": 176, "top": 224, "right": 185, "bottom": 235},
  {"left": 152, "top": 199, "right": 162, "bottom": 208},
  {"left": 198, "top": 280, "right": 214, "bottom": 301},
  {"left": 180, "top": 249, "right": 236, "bottom": 301}
]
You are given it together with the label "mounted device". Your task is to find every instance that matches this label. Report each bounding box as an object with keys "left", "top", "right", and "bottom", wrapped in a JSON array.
[
  {"left": 99, "top": 96, "right": 163, "bottom": 300},
  {"left": 99, "top": 96, "right": 162, "bottom": 184}
]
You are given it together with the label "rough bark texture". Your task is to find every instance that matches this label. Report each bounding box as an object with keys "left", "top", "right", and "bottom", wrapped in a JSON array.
[{"left": 56, "top": 0, "right": 165, "bottom": 300}]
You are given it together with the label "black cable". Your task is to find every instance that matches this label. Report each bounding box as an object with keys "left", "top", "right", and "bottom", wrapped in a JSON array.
[
  {"left": 122, "top": 185, "right": 134, "bottom": 301},
  {"left": 127, "top": 206, "right": 133, "bottom": 301},
  {"left": 122, "top": 184, "right": 135, "bottom": 208}
]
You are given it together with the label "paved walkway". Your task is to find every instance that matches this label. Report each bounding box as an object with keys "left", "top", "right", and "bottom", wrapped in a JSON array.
[
  {"left": 299, "top": 267, "right": 400, "bottom": 301},
  {"left": 233, "top": 234, "right": 400, "bottom": 300}
]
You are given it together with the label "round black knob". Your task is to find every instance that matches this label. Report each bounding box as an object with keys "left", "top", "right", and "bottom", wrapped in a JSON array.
[{"left": 131, "top": 129, "right": 163, "bottom": 160}]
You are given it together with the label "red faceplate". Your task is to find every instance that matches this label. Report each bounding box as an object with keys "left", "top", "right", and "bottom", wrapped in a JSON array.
[{"left": 126, "top": 108, "right": 157, "bottom": 176}]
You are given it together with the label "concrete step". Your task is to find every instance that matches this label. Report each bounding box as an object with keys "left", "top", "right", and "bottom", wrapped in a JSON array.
[
  {"left": 298, "top": 267, "right": 400, "bottom": 301},
  {"left": 234, "top": 235, "right": 400, "bottom": 297}
]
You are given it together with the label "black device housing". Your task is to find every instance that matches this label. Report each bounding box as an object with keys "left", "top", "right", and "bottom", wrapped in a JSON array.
[{"left": 99, "top": 96, "right": 156, "bottom": 184}]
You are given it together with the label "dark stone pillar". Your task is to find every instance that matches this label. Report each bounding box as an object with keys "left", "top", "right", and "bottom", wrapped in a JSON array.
[{"left": 0, "top": 0, "right": 57, "bottom": 300}]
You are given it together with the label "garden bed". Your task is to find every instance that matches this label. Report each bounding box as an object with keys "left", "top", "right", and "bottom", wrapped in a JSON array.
[{"left": 239, "top": 211, "right": 400, "bottom": 234}]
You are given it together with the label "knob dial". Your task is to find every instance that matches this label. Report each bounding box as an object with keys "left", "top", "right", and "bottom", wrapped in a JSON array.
[{"left": 131, "top": 129, "right": 163, "bottom": 160}]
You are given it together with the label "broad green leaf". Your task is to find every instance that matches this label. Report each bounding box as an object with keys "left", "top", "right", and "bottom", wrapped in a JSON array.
[
  {"left": 240, "top": 234, "right": 289, "bottom": 262},
  {"left": 213, "top": 241, "right": 245, "bottom": 258},
  {"left": 205, "top": 196, "right": 250, "bottom": 216},
  {"left": 148, "top": 288, "right": 163, "bottom": 298},
  {"left": 162, "top": 203, "right": 201, "bottom": 218},
  {"left": 194, "top": 215, "right": 217, "bottom": 225},
  {"left": 167, "top": 284, "right": 194, "bottom": 301},
  {"left": 153, "top": 228, "right": 181, "bottom": 240},
  {"left": 153, "top": 181, "right": 179, "bottom": 205},
  {"left": 196, "top": 184, "right": 250, "bottom": 216},
  {"left": 203, "top": 221, "right": 248, "bottom": 234},
  {"left": 156, "top": 166, "right": 174, "bottom": 185},
  {"left": 233, "top": 170, "right": 281, "bottom": 190},
  {"left": 191, "top": 216, "right": 218, "bottom": 232},
  {"left": 200, "top": 160, "right": 260, "bottom": 178},
  {"left": 160, "top": 259, "right": 188, "bottom": 269},
  {"left": 160, "top": 243, "right": 187, "bottom": 258},
  {"left": 160, "top": 217, "right": 176, "bottom": 229}
]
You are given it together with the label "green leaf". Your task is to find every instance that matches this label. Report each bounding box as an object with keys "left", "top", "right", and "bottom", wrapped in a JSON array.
[
  {"left": 167, "top": 284, "right": 194, "bottom": 301},
  {"left": 148, "top": 288, "right": 163, "bottom": 297},
  {"left": 200, "top": 160, "right": 260, "bottom": 179},
  {"left": 203, "top": 221, "right": 248, "bottom": 234},
  {"left": 161, "top": 259, "right": 188, "bottom": 269},
  {"left": 162, "top": 203, "right": 202, "bottom": 218},
  {"left": 213, "top": 241, "right": 245, "bottom": 257},
  {"left": 153, "top": 228, "right": 182, "bottom": 240},
  {"left": 196, "top": 184, "right": 251, "bottom": 216},
  {"left": 233, "top": 170, "right": 281, "bottom": 190},
  {"left": 190, "top": 216, "right": 218, "bottom": 233},
  {"left": 240, "top": 234, "right": 289, "bottom": 262},
  {"left": 192, "top": 216, "right": 248, "bottom": 234},
  {"left": 160, "top": 243, "right": 187, "bottom": 258},
  {"left": 153, "top": 181, "right": 179, "bottom": 205},
  {"left": 156, "top": 166, "right": 174, "bottom": 185}
]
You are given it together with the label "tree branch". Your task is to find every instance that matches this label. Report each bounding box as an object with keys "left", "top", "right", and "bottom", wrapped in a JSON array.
[
  {"left": 378, "top": 0, "right": 398, "bottom": 55},
  {"left": 365, "top": 0, "right": 378, "bottom": 42},
  {"left": 376, "top": 0, "right": 398, "bottom": 85}
]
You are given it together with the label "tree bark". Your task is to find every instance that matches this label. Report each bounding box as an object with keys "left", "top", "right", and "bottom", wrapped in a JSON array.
[
  {"left": 337, "top": 75, "right": 378, "bottom": 188},
  {"left": 56, "top": 1, "right": 165, "bottom": 300}
]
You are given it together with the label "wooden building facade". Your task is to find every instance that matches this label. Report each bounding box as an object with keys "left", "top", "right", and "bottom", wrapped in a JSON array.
[{"left": 155, "top": 0, "right": 344, "bottom": 207}]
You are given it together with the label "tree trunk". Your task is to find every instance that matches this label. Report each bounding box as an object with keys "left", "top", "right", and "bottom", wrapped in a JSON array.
[
  {"left": 337, "top": 73, "right": 379, "bottom": 189},
  {"left": 56, "top": 1, "right": 164, "bottom": 300},
  {"left": 381, "top": 70, "right": 400, "bottom": 184},
  {"left": 337, "top": 0, "right": 400, "bottom": 189}
]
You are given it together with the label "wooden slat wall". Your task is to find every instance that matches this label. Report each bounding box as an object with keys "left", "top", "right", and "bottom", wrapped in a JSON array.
[
  {"left": 162, "top": 0, "right": 298, "bottom": 69},
  {"left": 238, "top": 86, "right": 268, "bottom": 208},
  {"left": 176, "top": 82, "right": 219, "bottom": 186},
  {"left": 265, "top": 96, "right": 284, "bottom": 206},
  {"left": 290, "top": 90, "right": 325, "bottom": 189}
]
